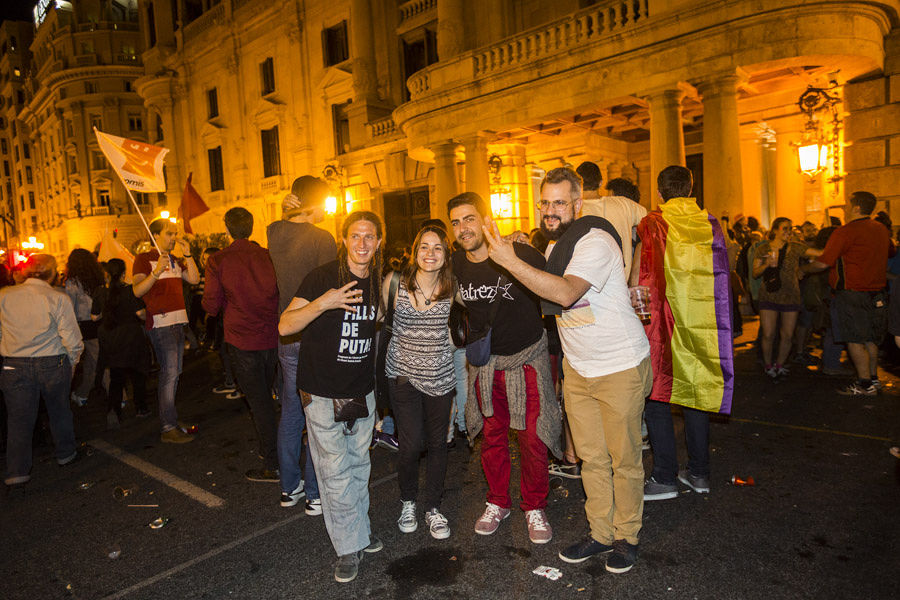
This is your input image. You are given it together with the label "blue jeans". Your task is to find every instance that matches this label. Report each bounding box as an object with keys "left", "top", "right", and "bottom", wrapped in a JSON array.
[
  {"left": 447, "top": 347, "right": 467, "bottom": 441},
  {"left": 147, "top": 324, "right": 184, "bottom": 432},
  {"left": 304, "top": 390, "right": 375, "bottom": 556},
  {"left": 228, "top": 345, "right": 278, "bottom": 470},
  {"left": 277, "top": 341, "right": 319, "bottom": 499},
  {"left": 1, "top": 355, "right": 75, "bottom": 480},
  {"left": 644, "top": 399, "right": 710, "bottom": 484}
]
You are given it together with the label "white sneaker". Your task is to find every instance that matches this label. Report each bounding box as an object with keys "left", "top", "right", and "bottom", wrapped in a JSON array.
[
  {"left": 71, "top": 393, "right": 87, "bottom": 407},
  {"left": 425, "top": 508, "right": 450, "bottom": 539},
  {"left": 398, "top": 500, "right": 417, "bottom": 533},
  {"left": 304, "top": 498, "right": 322, "bottom": 516},
  {"left": 280, "top": 480, "right": 305, "bottom": 507}
]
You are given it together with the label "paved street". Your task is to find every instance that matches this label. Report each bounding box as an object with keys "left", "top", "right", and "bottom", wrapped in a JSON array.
[{"left": 2, "top": 318, "right": 898, "bottom": 599}]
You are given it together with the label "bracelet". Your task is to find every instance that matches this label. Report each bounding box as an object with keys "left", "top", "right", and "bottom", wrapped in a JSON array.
[{"left": 184, "top": 255, "right": 193, "bottom": 259}]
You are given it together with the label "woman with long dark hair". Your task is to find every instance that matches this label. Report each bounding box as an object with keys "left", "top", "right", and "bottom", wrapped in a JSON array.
[
  {"left": 65, "top": 248, "right": 105, "bottom": 406},
  {"left": 91, "top": 258, "right": 151, "bottom": 426},
  {"left": 752, "top": 217, "right": 820, "bottom": 379},
  {"left": 384, "top": 225, "right": 456, "bottom": 539}
]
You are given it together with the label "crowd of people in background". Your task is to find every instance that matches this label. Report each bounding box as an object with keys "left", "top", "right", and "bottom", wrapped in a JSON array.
[{"left": 2, "top": 162, "right": 899, "bottom": 585}]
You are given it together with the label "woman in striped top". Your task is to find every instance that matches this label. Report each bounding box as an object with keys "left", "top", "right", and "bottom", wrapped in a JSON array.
[{"left": 384, "top": 225, "right": 456, "bottom": 540}]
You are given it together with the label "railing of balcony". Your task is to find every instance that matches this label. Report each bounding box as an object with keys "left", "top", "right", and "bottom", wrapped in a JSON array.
[
  {"left": 473, "top": 0, "right": 649, "bottom": 78},
  {"left": 399, "top": 0, "right": 437, "bottom": 25},
  {"left": 183, "top": 3, "right": 225, "bottom": 40},
  {"left": 369, "top": 116, "right": 398, "bottom": 139}
]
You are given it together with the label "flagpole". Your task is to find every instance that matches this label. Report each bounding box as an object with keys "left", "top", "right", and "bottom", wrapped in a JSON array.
[{"left": 123, "top": 186, "right": 162, "bottom": 255}]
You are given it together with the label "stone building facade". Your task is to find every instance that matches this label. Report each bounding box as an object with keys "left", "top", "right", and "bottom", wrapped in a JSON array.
[{"left": 3, "top": 0, "right": 899, "bottom": 258}]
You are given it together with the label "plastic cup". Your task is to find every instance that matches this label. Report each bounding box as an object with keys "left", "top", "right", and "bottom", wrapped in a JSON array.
[{"left": 629, "top": 286, "right": 651, "bottom": 325}]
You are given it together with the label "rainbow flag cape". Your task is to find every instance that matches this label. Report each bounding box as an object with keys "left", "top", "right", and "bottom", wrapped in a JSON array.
[{"left": 637, "top": 197, "right": 733, "bottom": 414}]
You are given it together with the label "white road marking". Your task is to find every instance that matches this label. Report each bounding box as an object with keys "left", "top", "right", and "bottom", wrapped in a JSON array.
[
  {"left": 89, "top": 439, "right": 226, "bottom": 509},
  {"left": 96, "top": 466, "right": 398, "bottom": 599}
]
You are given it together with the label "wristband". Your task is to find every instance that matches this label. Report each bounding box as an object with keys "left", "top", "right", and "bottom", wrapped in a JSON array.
[{"left": 184, "top": 255, "right": 193, "bottom": 259}]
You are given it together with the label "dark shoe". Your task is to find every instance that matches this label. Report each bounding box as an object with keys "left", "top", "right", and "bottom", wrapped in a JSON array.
[
  {"left": 837, "top": 381, "right": 877, "bottom": 397},
  {"left": 678, "top": 469, "right": 710, "bottom": 494},
  {"left": 375, "top": 431, "right": 399, "bottom": 452},
  {"left": 212, "top": 384, "right": 236, "bottom": 394},
  {"left": 280, "top": 480, "right": 305, "bottom": 507},
  {"left": 605, "top": 540, "right": 638, "bottom": 573},
  {"left": 57, "top": 450, "right": 80, "bottom": 466},
  {"left": 446, "top": 438, "right": 457, "bottom": 449},
  {"left": 558, "top": 537, "right": 614, "bottom": 564},
  {"left": 4, "top": 474, "right": 31, "bottom": 486},
  {"left": 364, "top": 534, "right": 383, "bottom": 553},
  {"left": 135, "top": 408, "right": 151, "bottom": 418},
  {"left": 305, "top": 498, "right": 323, "bottom": 516},
  {"left": 334, "top": 551, "right": 361, "bottom": 583},
  {"left": 643, "top": 476, "right": 678, "bottom": 501},
  {"left": 245, "top": 468, "right": 280, "bottom": 483}
]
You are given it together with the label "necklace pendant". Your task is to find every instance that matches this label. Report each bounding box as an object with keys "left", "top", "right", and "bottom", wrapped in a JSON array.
[{"left": 425, "top": 299, "right": 431, "bottom": 305}]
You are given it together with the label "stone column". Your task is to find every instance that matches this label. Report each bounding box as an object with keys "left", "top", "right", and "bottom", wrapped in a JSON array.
[
  {"left": 463, "top": 134, "right": 490, "bottom": 204},
  {"left": 697, "top": 70, "right": 745, "bottom": 218},
  {"left": 771, "top": 120, "right": 806, "bottom": 223},
  {"left": 350, "top": 0, "right": 378, "bottom": 103},
  {"left": 437, "top": 0, "right": 466, "bottom": 60},
  {"left": 431, "top": 142, "right": 460, "bottom": 221},
  {"left": 644, "top": 86, "right": 686, "bottom": 202}
]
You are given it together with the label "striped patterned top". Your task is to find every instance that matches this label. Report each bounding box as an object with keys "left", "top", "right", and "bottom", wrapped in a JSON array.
[{"left": 385, "top": 281, "right": 455, "bottom": 396}]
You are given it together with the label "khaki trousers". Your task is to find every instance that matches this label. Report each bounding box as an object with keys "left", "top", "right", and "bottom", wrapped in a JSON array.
[{"left": 563, "top": 356, "right": 651, "bottom": 545}]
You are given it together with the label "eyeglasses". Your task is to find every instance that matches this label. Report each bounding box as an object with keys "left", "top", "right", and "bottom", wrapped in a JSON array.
[{"left": 538, "top": 199, "right": 572, "bottom": 210}]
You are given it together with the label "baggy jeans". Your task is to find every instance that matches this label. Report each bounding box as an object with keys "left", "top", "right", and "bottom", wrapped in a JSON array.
[{"left": 304, "top": 390, "right": 375, "bottom": 556}]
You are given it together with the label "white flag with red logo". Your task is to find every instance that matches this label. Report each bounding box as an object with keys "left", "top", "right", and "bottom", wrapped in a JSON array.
[{"left": 94, "top": 128, "right": 169, "bottom": 192}]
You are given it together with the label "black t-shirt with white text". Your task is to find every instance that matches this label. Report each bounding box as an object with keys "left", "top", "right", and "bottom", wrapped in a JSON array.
[
  {"left": 452, "top": 244, "right": 546, "bottom": 356},
  {"left": 295, "top": 260, "right": 377, "bottom": 398}
]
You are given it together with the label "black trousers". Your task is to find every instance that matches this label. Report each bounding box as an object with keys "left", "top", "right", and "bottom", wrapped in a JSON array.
[
  {"left": 108, "top": 367, "right": 148, "bottom": 417},
  {"left": 390, "top": 377, "right": 453, "bottom": 510},
  {"left": 227, "top": 344, "right": 278, "bottom": 470}
]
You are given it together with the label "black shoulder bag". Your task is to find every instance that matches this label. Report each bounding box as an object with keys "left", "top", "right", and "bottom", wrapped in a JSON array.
[{"left": 374, "top": 271, "right": 401, "bottom": 414}]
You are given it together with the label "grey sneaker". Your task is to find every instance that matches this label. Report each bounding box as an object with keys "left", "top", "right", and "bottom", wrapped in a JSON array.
[
  {"left": 474, "top": 502, "right": 510, "bottom": 535},
  {"left": 643, "top": 476, "right": 678, "bottom": 501},
  {"left": 678, "top": 469, "right": 710, "bottom": 493},
  {"left": 364, "top": 534, "right": 383, "bottom": 553},
  {"left": 398, "top": 500, "right": 417, "bottom": 533},
  {"left": 525, "top": 509, "right": 552, "bottom": 544},
  {"left": 425, "top": 508, "right": 451, "bottom": 540},
  {"left": 334, "top": 551, "right": 361, "bottom": 583}
]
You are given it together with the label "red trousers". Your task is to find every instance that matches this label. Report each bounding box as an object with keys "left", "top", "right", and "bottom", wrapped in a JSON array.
[{"left": 475, "top": 365, "right": 549, "bottom": 511}]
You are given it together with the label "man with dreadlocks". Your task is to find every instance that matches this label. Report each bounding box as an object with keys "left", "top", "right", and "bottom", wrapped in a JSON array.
[{"left": 279, "top": 210, "right": 384, "bottom": 583}]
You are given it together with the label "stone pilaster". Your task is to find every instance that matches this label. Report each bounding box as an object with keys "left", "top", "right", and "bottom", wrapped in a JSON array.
[
  {"left": 463, "top": 134, "right": 491, "bottom": 205},
  {"left": 437, "top": 0, "right": 466, "bottom": 60}
]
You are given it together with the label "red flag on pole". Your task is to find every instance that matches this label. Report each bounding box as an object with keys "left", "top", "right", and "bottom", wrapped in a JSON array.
[{"left": 179, "top": 173, "right": 210, "bottom": 234}]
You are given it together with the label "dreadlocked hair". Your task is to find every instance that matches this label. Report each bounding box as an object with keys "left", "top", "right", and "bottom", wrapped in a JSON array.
[{"left": 338, "top": 210, "right": 384, "bottom": 317}]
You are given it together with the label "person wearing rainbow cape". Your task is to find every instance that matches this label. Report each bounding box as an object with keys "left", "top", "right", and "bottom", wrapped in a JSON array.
[{"left": 633, "top": 165, "right": 734, "bottom": 501}]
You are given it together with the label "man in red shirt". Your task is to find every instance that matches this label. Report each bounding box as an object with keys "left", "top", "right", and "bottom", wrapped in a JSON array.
[
  {"left": 812, "top": 191, "right": 894, "bottom": 396},
  {"left": 203, "top": 207, "right": 280, "bottom": 482},
  {"left": 133, "top": 218, "right": 200, "bottom": 442}
]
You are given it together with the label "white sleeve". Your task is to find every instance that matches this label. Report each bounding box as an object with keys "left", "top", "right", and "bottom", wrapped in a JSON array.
[{"left": 563, "top": 230, "right": 619, "bottom": 293}]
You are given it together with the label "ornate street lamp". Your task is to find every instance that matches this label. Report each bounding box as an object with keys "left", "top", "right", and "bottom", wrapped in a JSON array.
[{"left": 796, "top": 83, "right": 843, "bottom": 181}]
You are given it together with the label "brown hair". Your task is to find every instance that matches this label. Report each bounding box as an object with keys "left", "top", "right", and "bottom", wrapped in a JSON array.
[{"left": 402, "top": 226, "right": 454, "bottom": 302}]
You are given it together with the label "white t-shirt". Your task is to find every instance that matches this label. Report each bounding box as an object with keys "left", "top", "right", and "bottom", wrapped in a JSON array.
[{"left": 553, "top": 229, "right": 650, "bottom": 378}]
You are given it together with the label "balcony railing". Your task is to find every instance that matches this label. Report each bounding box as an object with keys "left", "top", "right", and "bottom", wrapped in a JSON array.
[
  {"left": 74, "top": 54, "right": 98, "bottom": 66},
  {"left": 369, "top": 116, "right": 398, "bottom": 139},
  {"left": 399, "top": 0, "right": 437, "bottom": 25},
  {"left": 408, "top": 0, "right": 650, "bottom": 99}
]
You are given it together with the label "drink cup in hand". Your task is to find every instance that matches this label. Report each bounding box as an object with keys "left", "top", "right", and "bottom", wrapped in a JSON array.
[{"left": 629, "top": 286, "right": 651, "bottom": 325}]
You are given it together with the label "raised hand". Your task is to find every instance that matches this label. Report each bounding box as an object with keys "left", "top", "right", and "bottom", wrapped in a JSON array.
[
  {"left": 319, "top": 281, "right": 364, "bottom": 312},
  {"left": 481, "top": 216, "right": 517, "bottom": 267}
]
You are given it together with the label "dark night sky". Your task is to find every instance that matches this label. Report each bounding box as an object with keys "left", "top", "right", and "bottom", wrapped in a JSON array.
[{"left": 1, "top": 1, "right": 36, "bottom": 26}]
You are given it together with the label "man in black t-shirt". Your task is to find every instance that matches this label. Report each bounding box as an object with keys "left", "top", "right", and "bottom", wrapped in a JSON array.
[
  {"left": 278, "top": 211, "right": 384, "bottom": 584},
  {"left": 448, "top": 192, "right": 561, "bottom": 545}
]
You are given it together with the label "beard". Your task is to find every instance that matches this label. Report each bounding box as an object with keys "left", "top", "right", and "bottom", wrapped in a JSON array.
[{"left": 541, "top": 217, "right": 573, "bottom": 241}]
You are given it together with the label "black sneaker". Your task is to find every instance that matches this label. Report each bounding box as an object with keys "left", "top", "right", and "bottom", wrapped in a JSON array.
[
  {"left": 605, "top": 539, "right": 639, "bottom": 573},
  {"left": 375, "top": 431, "right": 399, "bottom": 452},
  {"left": 246, "top": 468, "right": 280, "bottom": 483},
  {"left": 364, "top": 534, "right": 383, "bottom": 553},
  {"left": 334, "top": 551, "right": 362, "bottom": 583},
  {"left": 558, "top": 537, "right": 614, "bottom": 564}
]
